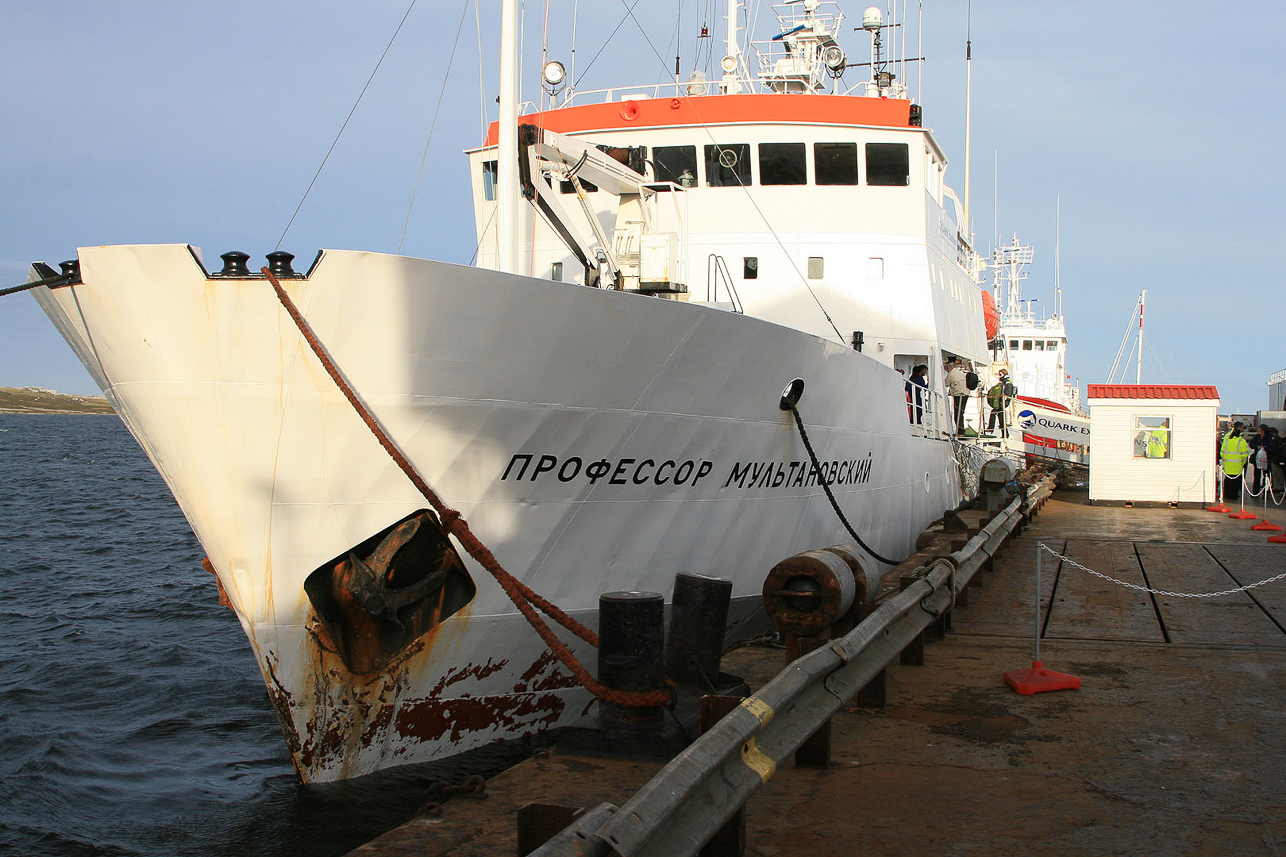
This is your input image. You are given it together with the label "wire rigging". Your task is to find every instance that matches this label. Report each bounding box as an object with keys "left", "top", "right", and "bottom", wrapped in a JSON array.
[
  {"left": 276, "top": 0, "right": 419, "bottom": 251},
  {"left": 399, "top": 1, "right": 472, "bottom": 254}
]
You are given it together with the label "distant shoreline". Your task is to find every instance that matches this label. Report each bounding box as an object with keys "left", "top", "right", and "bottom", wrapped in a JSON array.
[{"left": 0, "top": 387, "right": 114, "bottom": 415}]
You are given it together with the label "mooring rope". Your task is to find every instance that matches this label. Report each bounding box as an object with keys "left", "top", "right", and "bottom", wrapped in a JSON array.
[
  {"left": 261, "top": 267, "right": 671, "bottom": 708},
  {"left": 787, "top": 403, "right": 903, "bottom": 566}
]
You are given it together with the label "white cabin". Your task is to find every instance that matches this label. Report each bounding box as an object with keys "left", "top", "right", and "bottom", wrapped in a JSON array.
[{"left": 1087, "top": 384, "right": 1220, "bottom": 505}]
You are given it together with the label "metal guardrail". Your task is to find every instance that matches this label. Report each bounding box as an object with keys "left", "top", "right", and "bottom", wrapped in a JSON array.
[{"left": 534, "top": 490, "right": 1037, "bottom": 856}]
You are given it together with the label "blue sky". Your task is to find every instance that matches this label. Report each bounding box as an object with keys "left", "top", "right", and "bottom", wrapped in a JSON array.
[{"left": 2, "top": 1, "right": 1282, "bottom": 413}]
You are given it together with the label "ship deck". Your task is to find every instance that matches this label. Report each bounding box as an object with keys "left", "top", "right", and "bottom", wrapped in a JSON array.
[{"left": 349, "top": 491, "right": 1286, "bottom": 856}]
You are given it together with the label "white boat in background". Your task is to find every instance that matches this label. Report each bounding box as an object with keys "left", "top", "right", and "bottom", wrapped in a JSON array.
[
  {"left": 27, "top": 1, "right": 995, "bottom": 782},
  {"left": 985, "top": 234, "right": 1089, "bottom": 464}
]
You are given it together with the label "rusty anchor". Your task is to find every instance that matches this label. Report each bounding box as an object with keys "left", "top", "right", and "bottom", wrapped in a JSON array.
[{"left": 343, "top": 516, "right": 453, "bottom": 630}]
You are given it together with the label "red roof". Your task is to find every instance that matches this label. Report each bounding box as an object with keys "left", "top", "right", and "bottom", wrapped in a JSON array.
[{"left": 1086, "top": 384, "right": 1220, "bottom": 400}]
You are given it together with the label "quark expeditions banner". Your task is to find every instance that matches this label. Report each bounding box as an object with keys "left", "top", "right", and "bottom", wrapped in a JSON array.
[{"left": 1014, "top": 401, "right": 1090, "bottom": 464}]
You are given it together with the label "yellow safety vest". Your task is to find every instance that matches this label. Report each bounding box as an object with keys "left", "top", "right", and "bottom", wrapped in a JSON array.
[
  {"left": 1221, "top": 433, "right": 1250, "bottom": 476},
  {"left": 1147, "top": 430, "right": 1168, "bottom": 459}
]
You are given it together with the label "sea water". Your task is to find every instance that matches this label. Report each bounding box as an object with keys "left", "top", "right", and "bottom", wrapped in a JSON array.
[{"left": 0, "top": 415, "right": 528, "bottom": 856}]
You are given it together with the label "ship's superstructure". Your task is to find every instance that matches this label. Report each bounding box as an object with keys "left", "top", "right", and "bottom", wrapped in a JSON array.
[{"left": 27, "top": 1, "right": 996, "bottom": 782}]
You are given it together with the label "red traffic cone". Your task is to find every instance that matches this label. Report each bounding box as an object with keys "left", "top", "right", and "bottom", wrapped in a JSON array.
[{"left": 1003, "top": 661, "right": 1081, "bottom": 695}]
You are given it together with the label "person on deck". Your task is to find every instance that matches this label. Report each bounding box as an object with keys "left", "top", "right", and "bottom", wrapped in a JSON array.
[
  {"left": 908, "top": 364, "right": 929, "bottom": 425},
  {"left": 1220, "top": 422, "right": 1251, "bottom": 502},
  {"left": 985, "top": 370, "right": 1016, "bottom": 438},
  {"left": 945, "top": 358, "right": 969, "bottom": 433}
]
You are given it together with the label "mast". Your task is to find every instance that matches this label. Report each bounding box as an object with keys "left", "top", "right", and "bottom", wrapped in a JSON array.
[
  {"left": 497, "top": 0, "right": 520, "bottom": 273},
  {"left": 1136, "top": 289, "right": 1146, "bottom": 384},
  {"left": 962, "top": 8, "right": 972, "bottom": 238},
  {"left": 722, "top": 0, "right": 742, "bottom": 94}
]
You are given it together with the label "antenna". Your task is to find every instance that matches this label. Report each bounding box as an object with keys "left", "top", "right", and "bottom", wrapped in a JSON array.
[
  {"left": 1054, "top": 196, "right": 1061, "bottom": 318},
  {"left": 963, "top": 0, "right": 972, "bottom": 239}
]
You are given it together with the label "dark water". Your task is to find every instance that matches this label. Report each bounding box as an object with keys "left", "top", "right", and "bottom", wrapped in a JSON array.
[{"left": 0, "top": 415, "right": 532, "bottom": 856}]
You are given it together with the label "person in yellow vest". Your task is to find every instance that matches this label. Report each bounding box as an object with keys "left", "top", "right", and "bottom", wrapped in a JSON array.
[
  {"left": 1220, "top": 422, "right": 1251, "bottom": 501},
  {"left": 1146, "top": 428, "right": 1169, "bottom": 459}
]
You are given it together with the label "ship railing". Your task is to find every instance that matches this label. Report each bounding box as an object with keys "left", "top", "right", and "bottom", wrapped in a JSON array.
[
  {"left": 703, "top": 255, "right": 744, "bottom": 312},
  {"left": 531, "top": 493, "right": 1032, "bottom": 857},
  {"left": 906, "top": 384, "right": 948, "bottom": 439}
]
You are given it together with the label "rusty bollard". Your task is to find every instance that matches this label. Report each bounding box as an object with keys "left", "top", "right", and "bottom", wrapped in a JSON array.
[
  {"left": 762, "top": 550, "right": 858, "bottom": 767},
  {"left": 666, "top": 572, "right": 733, "bottom": 690},
  {"left": 598, "top": 591, "right": 666, "bottom": 729}
]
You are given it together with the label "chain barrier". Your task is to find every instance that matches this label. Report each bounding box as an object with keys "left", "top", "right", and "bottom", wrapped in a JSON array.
[{"left": 1038, "top": 542, "right": 1286, "bottom": 599}]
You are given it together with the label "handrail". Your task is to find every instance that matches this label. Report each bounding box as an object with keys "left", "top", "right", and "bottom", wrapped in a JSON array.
[
  {"left": 533, "top": 494, "right": 1027, "bottom": 856},
  {"left": 704, "top": 254, "right": 744, "bottom": 313}
]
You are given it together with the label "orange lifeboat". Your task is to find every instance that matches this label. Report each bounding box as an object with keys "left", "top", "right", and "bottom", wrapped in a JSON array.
[{"left": 981, "top": 289, "right": 1000, "bottom": 341}]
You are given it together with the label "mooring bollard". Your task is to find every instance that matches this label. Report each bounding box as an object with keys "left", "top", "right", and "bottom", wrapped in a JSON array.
[
  {"left": 666, "top": 572, "right": 733, "bottom": 690},
  {"left": 598, "top": 591, "right": 666, "bottom": 728}
]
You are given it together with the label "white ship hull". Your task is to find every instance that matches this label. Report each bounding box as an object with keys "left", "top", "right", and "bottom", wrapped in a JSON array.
[{"left": 35, "top": 244, "right": 960, "bottom": 781}]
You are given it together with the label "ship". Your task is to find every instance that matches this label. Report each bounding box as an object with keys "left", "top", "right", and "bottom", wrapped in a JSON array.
[
  {"left": 983, "top": 234, "right": 1090, "bottom": 463},
  {"left": 26, "top": 1, "right": 992, "bottom": 782}
]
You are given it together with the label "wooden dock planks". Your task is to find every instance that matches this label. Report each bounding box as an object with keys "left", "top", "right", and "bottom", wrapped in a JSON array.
[
  {"left": 1134, "top": 543, "right": 1286, "bottom": 647},
  {"left": 1205, "top": 544, "right": 1286, "bottom": 637},
  {"left": 1042, "top": 539, "right": 1165, "bottom": 642}
]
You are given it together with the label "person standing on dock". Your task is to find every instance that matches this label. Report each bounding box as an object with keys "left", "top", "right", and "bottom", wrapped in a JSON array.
[
  {"left": 1220, "top": 422, "right": 1251, "bottom": 501},
  {"left": 945, "top": 358, "right": 969, "bottom": 433},
  {"left": 1250, "top": 424, "right": 1276, "bottom": 494}
]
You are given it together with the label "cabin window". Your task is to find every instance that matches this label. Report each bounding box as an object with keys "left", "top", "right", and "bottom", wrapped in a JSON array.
[
  {"left": 705, "top": 144, "right": 751, "bottom": 187},
  {"left": 551, "top": 262, "right": 563, "bottom": 282},
  {"left": 759, "top": 143, "right": 807, "bottom": 185},
  {"left": 1133, "top": 416, "right": 1171, "bottom": 460},
  {"left": 1022, "top": 340, "right": 1033, "bottom": 350},
  {"left": 744, "top": 257, "right": 758, "bottom": 279},
  {"left": 560, "top": 178, "right": 598, "bottom": 194},
  {"left": 654, "top": 145, "right": 698, "bottom": 186},
  {"left": 808, "top": 257, "right": 824, "bottom": 279},
  {"left": 815, "top": 143, "right": 858, "bottom": 185},
  {"left": 1034, "top": 340, "right": 1045, "bottom": 351},
  {"left": 865, "top": 143, "right": 909, "bottom": 186},
  {"left": 482, "top": 160, "right": 498, "bottom": 201}
]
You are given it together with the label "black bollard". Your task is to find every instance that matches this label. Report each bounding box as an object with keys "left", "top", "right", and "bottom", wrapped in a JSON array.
[
  {"left": 598, "top": 591, "right": 665, "bottom": 728},
  {"left": 265, "top": 251, "right": 298, "bottom": 278},
  {"left": 217, "top": 251, "right": 251, "bottom": 277},
  {"left": 665, "top": 572, "right": 733, "bottom": 691}
]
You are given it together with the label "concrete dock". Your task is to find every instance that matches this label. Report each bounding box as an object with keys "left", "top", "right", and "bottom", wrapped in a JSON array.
[{"left": 351, "top": 491, "right": 1286, "bottom": 856}]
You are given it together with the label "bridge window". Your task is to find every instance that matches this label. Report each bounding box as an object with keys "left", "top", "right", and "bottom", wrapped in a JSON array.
[
  {"left": 865, "top": 143, "right": 909, "bottom": 186},
  {"left": 654, "top": 145, "right": 698, "bottom": 186},
  {"left": 705, "top": 144, "right": 751, "bottom": 187},
  {"left": 759, "top": 143, "right": 806, "bottom": 185},
  {"left": 815, "top": 142, "right": 858, "bottom": 185},
  {"left": 1009, "top": 340, "right": 1019, "bottom": 350},
  {"left": 1022, "top": 340, "right": 1033, "bottom": 350},
  {"left": 482, "top": 160, "right": 498, "bottom": 201},
  {"left": 1034, "top": 340, "right": 1045, "bottom": 351},
  {"left": 808, "top": 257, "right": 824, "bottom": 279},
  {"left": 744, "top": 257, "right": 758, "bottom": 279},
  {"left": 1047, "top": 340, "right": 1060, "bottom": 350}
]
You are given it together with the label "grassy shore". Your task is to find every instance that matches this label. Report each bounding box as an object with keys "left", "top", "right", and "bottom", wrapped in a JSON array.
[{"left": 0, "top": 387, "right": 114, "bottom": 415}]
